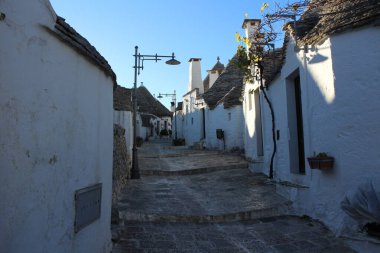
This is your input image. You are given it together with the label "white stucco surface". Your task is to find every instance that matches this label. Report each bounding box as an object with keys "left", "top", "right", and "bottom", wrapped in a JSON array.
[
  {"left": 188, "top": 59, "right": 203, "bottom": 93},
  {"left": 244, "top": 26, "right": 380, "bottom": 234},
  {"left": 173, "top": 111, "right": 185, "bottom": 139},
  {"left": 0, "top": 1, "right": 113, "bottom": 252},
  {"left": 181, "top": 89, "right": 205, "bottom": 146},
  {"left": 205, "top": 105, "right": 244, "bottom": 151}
]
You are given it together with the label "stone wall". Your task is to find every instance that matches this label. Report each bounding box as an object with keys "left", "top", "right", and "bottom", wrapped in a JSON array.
[{"left": 112, "top": 124, "right": 130, "bottom": 224}]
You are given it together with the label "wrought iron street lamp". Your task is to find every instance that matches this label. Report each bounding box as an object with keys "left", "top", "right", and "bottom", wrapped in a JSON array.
[
  {"left": 131, "top": 46, "right": 180, "bottom": 179},
  {"left": 157, "top": 91, "right": 177, "bottom": 139}
]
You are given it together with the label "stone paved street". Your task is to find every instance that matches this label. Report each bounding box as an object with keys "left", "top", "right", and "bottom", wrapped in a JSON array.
[{"left": 112, "top": 139, "right": 356, "bottom": 252}]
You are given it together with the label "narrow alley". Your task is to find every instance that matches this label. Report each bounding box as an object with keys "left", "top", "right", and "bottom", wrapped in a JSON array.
[{"left": 112, "top": 139, "right": 355, "bottom": 253}]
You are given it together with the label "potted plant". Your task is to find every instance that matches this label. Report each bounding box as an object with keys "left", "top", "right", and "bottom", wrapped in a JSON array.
[{"left": 307, "top": 152, "right": 334, "bottom": 170}]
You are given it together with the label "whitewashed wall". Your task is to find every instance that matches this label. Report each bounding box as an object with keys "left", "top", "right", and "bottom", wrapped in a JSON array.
[
  {"left": 114, "top": 110, "right": 133, "bottom": 162},
  {"left": 245, "top": 27, "right": 380, "bottom": 234},
  {"left": 181, "top": 89, "right": 205, "bottom": 146},
  {"left": 173, "top": 111, "right": 184, "bottom": 139},
  {"left": 243, "top": 84, "right": 264, "bottom": 173},
  {"left": 182, "top": 110, "right": 203, "bottom": 145},
  {"left": 205, "top": 105, "right": 244, "bottom": 150},
  {"left": 160, "top": 116, "right": 172, "bottom": 132},
  {"left": 0, "top": 1, "right": 113, "bottom": 252},
  {"left": 136, "top": 114, "right": 145, "bottom": 139}
]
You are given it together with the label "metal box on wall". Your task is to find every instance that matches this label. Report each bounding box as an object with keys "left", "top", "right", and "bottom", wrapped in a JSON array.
[{"left": 74, "top": 183, "right": 102, "bottom": 233}]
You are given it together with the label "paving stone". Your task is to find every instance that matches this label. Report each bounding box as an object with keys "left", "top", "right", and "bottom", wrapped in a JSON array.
[
  {"left": 238, "top": 240, "right": 276, "bottom": 252},
  {"left": 273, "top": 243, "right": 300, "bottom": 253},
  {"left": 112, "top": 139, "right": 356, "bottom": 253}
]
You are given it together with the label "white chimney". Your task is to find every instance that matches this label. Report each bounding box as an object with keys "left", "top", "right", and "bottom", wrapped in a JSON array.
[
  {"left": 188, "top": 58, "right": 203, "bottom": 93},
  {"left": 242, "top": 19, "right": 261, "bottom": 42},
  {"left": 208, "top": 70, "right": 219, "bottom": 89}
]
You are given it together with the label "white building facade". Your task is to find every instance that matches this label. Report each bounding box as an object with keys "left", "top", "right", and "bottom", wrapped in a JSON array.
[
  {"left": 242, "top": 0, "right": 380, "bottom": 237},
  {"left": 0, "top": 1, "right": 114, "bottom": 252},
  {"left": 202, "top": 56, "right": 245, "bottom": 151},
  {"left": 179, "top": 58, "right": 206, "bottom": 146}
]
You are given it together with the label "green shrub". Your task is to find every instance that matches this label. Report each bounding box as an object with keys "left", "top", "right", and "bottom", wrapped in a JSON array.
[{"left": 136, "top": 136, "right": 144, "bottom": 147}]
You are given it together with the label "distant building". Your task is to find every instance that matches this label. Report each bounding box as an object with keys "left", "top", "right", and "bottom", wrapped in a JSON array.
[
  {"left": 136, "top": 86, "right": 172, "bottom": 139},
  {"left": 176, "top": 56, "right": 245, "bottom": 151},
  {"left": 0, "top": 0, "right": 115, "bottom": 252},
  {"left": 202, "top": 56, "right": 245, "bottom": 151},
  {"left": 114, "top": 85, "right": 133, "bottom": 167}
]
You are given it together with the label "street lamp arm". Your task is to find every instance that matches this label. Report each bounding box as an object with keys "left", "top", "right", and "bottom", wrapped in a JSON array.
[
  {"left": 138, "top": 54, "right": 175, "bottom": 59},
  {"left": 158, "top": 93, "right": 176, "bottom": 97}
]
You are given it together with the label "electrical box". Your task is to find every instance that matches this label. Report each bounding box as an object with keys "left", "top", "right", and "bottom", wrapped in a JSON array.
[{"left": 74, "top": 183, "right": 102, "bottom": 233}]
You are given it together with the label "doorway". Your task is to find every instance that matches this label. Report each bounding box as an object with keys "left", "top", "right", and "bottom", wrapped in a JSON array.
[
  {"left": 286, "top": 71, "right": 305, "bottom": 174},
  {"left": 201, "top": 108, "right": 206, "bottom": 139}
]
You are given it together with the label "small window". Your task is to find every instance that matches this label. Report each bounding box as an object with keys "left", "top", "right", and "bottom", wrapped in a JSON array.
[
  {"left": 191, "top": 117, "right": 194, "bottom": 125},
  {"left": 228, "top": 112, "right": 231, "bottom": 121}
]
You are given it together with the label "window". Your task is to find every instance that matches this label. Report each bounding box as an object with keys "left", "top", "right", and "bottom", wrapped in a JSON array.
[
  {"left": 191, "top": 117, "right": 194, "bottom": 125},
  {"left": 228, "top": 112, "right": 231, "bottom": 121}
]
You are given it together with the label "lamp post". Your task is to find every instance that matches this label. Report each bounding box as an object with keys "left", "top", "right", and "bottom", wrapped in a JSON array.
[
  {"left": 157, "top": 91, "right": 177, "bottom": 140},
  {"left": 131, "top": 46, "right": 180, "bottom": 179}
]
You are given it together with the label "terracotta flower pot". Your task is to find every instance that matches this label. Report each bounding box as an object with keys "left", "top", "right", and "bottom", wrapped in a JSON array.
[{"left": 307, "top": 156, "right": 334, "bottom": 170}]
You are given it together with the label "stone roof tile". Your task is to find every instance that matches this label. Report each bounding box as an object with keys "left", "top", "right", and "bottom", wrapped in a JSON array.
[
  {"left": 288, "top": 0, "right": 380, "bottom": 46},
  {"left": 136, "top": 86, "right": 172, "bottom": 117},
  {"left": 203, "top": 55, "right": 244, "bottom": 109},
  {"left": 54, "top": 16, "right": 117, "bottom": 87},
  {"left": 114, "top": 85, "right": 132, "bottom": 111}
]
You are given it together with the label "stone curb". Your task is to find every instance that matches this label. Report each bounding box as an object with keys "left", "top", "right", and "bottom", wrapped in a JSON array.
[
  {"left": 120, "top": 201, "right": 293, "bottom": 223},
  {"left": 140, "top": 163, "right": 248, "bottom": 176}
]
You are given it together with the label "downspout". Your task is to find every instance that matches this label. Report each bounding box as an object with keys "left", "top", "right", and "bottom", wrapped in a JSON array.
[{"left": 258, "top": 62, "right": 276, "bottom": 179}]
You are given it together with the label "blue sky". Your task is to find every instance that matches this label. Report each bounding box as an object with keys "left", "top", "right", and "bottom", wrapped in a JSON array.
[{"left": 50, "top": 0, "right": 287, "bottom": 109}]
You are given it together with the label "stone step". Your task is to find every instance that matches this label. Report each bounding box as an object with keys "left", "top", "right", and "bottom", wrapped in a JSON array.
[
  {"left": 120, "top": 201, "right": 293, "bottom": 223},
  {"left": 140, "top": 163, "right": 248, "bottom": 176},
  {"left": 118, "top": 169, "right": 293, "bottom": 224}
]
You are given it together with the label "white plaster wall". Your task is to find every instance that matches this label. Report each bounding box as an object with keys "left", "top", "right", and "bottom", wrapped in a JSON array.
[
  {"left": 257, "top": 27, "right": 380, "bottom": 234},
  {"left": 205, "top": 105, "right": 244, "bottom": 151},
  {"left": 136, "top": 114, "right": 143, "bottom": 138},
  {"left": 114, "top": 110, "right": 133, "bottom": 162},
  {"left": 188, "top": 59, "right": 203, "bottom": 93},
  {"left": 140, "top": 127, "right": 148, "bottom": 139},
  {"left": 0, "top": 1, "right": 113, "bottom": 252},
  {"left": 208, "top": 71, "right": 219, "bottom": 89},
  {"left": 160, "top": 116, "right": 172, "bottom": 131},
  {"left": 299, "top": 27, "right": 380, "bottom": 233},
  {"left": 173, "top": 111, "right": 184, "bottom": 139},
  {"left": 181, "top": 90, "right": 205, "bottom": 145},
  {"left": 182, "top": 110, "right": 203, "bottom": 145},
  {"left": 243, "top": 84, "right": 267, "bottom": 173}
]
